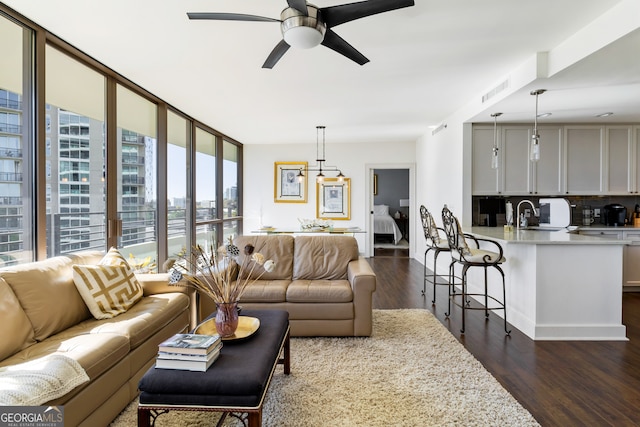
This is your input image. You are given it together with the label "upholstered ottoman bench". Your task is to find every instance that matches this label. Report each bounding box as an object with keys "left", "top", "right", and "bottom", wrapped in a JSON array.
[{"left": 137, "top": 309, "right": 290, "bottom": 427}]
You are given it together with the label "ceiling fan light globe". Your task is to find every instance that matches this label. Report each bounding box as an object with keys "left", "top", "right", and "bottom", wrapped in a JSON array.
[
  {"left": 280, "top": 5, "right": 326, "bottom": 49},
  {"left": 284, "top": 26, "right": 324, "bottom": 49}
]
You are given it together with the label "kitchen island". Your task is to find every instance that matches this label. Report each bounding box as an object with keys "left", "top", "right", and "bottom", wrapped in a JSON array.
[{"left": 458, "top": 227, "right": 629, "bottom": 340}]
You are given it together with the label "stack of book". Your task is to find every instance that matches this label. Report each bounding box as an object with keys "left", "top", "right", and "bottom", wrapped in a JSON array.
[{"left": 156, "top": 333, "right": 223, "bottom": 372}]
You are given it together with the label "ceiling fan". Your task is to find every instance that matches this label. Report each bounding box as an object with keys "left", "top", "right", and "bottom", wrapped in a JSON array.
[{"left": 187, "top": 0, "right": 415, "bottom": 69}]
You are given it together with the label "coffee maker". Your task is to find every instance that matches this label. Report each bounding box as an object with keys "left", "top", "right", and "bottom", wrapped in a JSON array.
[{"left": 601, "top": 204, "right": 627, "bottom": 226}]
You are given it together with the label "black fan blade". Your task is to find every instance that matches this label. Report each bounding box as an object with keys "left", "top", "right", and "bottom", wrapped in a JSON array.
[
  {"left": 187, "top": 12, "right": 280, "bottom": 23},
  {"left": 262, "top": 40, "right": 291, "bottom": 69},
  {"left": 321, "top": 0, "right": 414, "bottom": 28},
  {"left": 287, "top": 0, "right": 309, "bottom": 15},
  {"left": 321, "top": 29, "right": 369, "bottom": 65}
]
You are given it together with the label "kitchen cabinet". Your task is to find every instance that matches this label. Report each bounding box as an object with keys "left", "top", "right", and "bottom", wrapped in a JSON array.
[
  {"left": 564, "top": 126, "right": 603, "bottom": 195},
  {"left": 472, "top": 126, "right": 499, "bottom": 195},
  {"left": 606, "top": 126, "right": 632, "bottom": 194},
  {"left": 472, "top": 124, "right": 639, "bottom": 197},
  {"left": 531, "top": 126, "right": 563, "bottom": 195},
  {"left": 501, "top": 126, "right": 531, "bottom": 194},
  {"left": 471, "top": 124, "right": 562, "bottom": 195},
  {"left": 633, "top": 126, "right": 640, "bottom": 193}
]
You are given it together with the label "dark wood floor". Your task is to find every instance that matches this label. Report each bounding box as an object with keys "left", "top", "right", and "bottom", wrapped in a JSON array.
[{"left": 367, "top": 256, "right": 640, "bottom": 427}]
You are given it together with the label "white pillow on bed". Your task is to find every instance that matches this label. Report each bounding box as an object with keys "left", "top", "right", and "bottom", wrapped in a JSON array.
[{"left": 373, "top": 205, "right": 389, "bottom": 216}]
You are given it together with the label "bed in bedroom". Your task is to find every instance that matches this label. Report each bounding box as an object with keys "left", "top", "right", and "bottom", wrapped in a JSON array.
[{"left": 373, "top": 205, "right": 403, "bottom": 245}]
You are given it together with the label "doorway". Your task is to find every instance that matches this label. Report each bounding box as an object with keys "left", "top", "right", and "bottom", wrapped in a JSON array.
[{"left": 365, "top": 164, "right": 415, "bottom": 258}]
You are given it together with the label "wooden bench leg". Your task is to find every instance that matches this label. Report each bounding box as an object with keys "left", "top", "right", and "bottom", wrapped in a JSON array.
[
  {"left": 137, "top": 407, "right": 150, "bottom": 427},
  {"left": 248, "top": 410, "right": 262, "bottom": 427}
]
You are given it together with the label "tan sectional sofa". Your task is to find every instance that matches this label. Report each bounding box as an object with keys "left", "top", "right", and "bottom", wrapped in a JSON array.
[
  {"left": 0, "top": 250, "right": 190, "bottom": 427},
  {"left": 199, "top": 235, "right": 377, "bottom": 337}
]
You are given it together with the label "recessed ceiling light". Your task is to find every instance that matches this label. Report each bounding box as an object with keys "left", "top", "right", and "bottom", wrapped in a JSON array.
[
  {"left": 537, "top": 113, "right": 552, "bottom": 118},
  {"left": 596, "top": 112, "right": 614, "bottom": 117}
]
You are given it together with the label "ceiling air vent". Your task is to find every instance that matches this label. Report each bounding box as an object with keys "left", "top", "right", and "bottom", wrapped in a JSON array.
[{"left": 482, "top": 79, "right": 510, "bottom": 103}]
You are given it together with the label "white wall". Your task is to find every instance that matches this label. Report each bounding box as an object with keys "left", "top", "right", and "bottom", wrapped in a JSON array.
[{"left": 243, "top": 140, "right": 415, "bottom": 250}]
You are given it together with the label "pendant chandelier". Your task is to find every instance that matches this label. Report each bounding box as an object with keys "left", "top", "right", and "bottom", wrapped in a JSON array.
[
  {"left": 490, "top": 112, "right": 502, "bottom": 169},
  {"left": 529, "top": 89, "right": 546, "bottom": 162},
  {"left": 297, "top": 126, "right": 345, "bottom": 183}
]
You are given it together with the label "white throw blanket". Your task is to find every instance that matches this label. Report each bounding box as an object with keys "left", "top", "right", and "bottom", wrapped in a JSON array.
[{"left": 0, "top": 354, "right": 90, "bottom": 406}]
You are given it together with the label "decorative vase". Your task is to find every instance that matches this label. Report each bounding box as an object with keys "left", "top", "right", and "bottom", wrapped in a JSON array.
[{"left": 215, "top": 301, "right": 239, "bottom": 338}]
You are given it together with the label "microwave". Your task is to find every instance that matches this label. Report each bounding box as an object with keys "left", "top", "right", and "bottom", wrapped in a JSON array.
[{"left": 538, "top": 198, "right": 571, "bottom": 229}]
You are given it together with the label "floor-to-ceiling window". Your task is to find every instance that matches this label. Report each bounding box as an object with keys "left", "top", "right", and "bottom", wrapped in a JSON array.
[
  {"left": 116, "top": 84, "right": 158, "bottom": 267},
  {"left": 45, "top": 45, "right": 106, "bottom": 257},
  {"left": 0, "top": 3, "right": 243, "bottom": 267},
  {"left": 167, "top": 110, "right": 188, "bottom": 258},
  {"left": 223, "top": 139, "right": 240, "bottom": 241},
  {"left": 0, "top": 14, "right": 33, "bottom": 266},
  {"left": 195, "top": 127, "right": 217, "bottom": 249}
]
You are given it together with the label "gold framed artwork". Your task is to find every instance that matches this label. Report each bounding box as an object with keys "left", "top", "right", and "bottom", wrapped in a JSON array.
[
  {"left": 274, "top": 161, "right": 307, "bottom": 203},
  {"left": 316, "top": 178, "right": 351, "bottom": 220},
  {"left": 373, "top": 173, "right": 378, "bottom": 195}
]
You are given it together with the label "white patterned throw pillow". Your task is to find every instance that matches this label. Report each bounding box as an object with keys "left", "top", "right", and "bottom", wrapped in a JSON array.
[{"left": 72, "top": 248, "right": 143, "bottom": 319}]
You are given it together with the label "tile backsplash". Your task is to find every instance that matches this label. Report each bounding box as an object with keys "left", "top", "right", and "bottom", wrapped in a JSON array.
[{"left": 472, "top": 195, "right": 640, "bottom": 227}]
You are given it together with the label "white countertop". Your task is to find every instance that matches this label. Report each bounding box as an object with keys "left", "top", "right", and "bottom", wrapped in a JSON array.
[
  {"left": 575, "top": 225, "right": 640, "bottom": 231},
  {"left": 468, "top": 226, "right": 631, "bottom": 245}
]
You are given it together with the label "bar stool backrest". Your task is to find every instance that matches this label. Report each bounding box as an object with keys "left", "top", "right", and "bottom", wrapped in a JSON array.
[
  {"left": 420, "top": 205, "right": 442, "bottom": 247},
  {"left": 441, "top": 206, "right": 471, "bottom": 257}
]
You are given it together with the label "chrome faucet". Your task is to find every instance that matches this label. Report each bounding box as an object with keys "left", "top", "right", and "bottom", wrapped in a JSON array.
[{"left": 516, "top": 200, "right": 538, "bottom": 229}]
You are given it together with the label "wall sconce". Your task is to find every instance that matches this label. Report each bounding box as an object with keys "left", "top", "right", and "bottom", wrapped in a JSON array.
[
  {"left": 490, "top": 112, "right": 502, "bottom": 169},
  {"left": 530, "top": 89, "right": 546, "bottom": 162}
]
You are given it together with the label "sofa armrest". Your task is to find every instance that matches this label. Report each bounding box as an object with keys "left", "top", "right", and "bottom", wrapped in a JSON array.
[
  {"left": 137, "top": 273, "right": 196, "bottom": 328},
  {"left": 347, "top": 258, "right": 377, "bottom": 336},
  {"left": 136, "top": 273, "right": 191, "bottom": 297}
]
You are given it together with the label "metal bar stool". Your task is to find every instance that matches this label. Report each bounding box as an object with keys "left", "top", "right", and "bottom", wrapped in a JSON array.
[
  {"left": 441, "top": 206, "right": 510, "bottom": 335},
  {"left": 419, "top": 205, "right": 451, "bottom": 304}
]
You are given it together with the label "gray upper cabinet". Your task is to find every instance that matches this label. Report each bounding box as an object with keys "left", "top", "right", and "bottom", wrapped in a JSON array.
[
  {"left": 606, "top": 126, "right": 633, "bottom": 194},
  {"left": 472, "top": 124, "right": 562, "bottom": 196},
  {"left": 472, "top": 126, "right": 500, "bottom": 195},
  {"left": 633, "top": 126, "right": 640, "bottom": 194},
  {"left": 531, "top": 126, "right": 563, "bottom": 195},
  {"left": 472, "top": 124, "right": 638, "bottom": 196},
  {"left": 501, "top": 127, "right": 531, "bottom": 195},
  {"left": 564, "top": 126, "right": 603, "bottom": 195}
]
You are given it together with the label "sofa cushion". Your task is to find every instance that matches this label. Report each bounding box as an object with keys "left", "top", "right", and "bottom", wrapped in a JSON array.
[
  {"left": 84, "top": 292, "right": 190, "bottom": 349},
  {"left": 293, "top": 236, "right": 359, "bottom": 280},
  {"left": 0, "top": 277, "right": 36, "bottom": 360},
  {"left": 286, "top": 279, "right": 353, "bottom": 303},
  {"left": 235, "top": 235, "right": 294, "bottom": 281},
  {"left": 1, "top": 256, "right": 92, "bottom": 341},
  {"left": 238, "top": 279, "right": 290, "bottom": 303},
  {"left": 72, "top": 264, "right": 143, "bottom": 320},
  {"left": 0, "top": 329, "right": 130, "bottom": 381}
]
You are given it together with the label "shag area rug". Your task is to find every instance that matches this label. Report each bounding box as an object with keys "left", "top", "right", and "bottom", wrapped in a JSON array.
[{"left": 110, "top": 309, "right": 539, "bottom": 426}]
